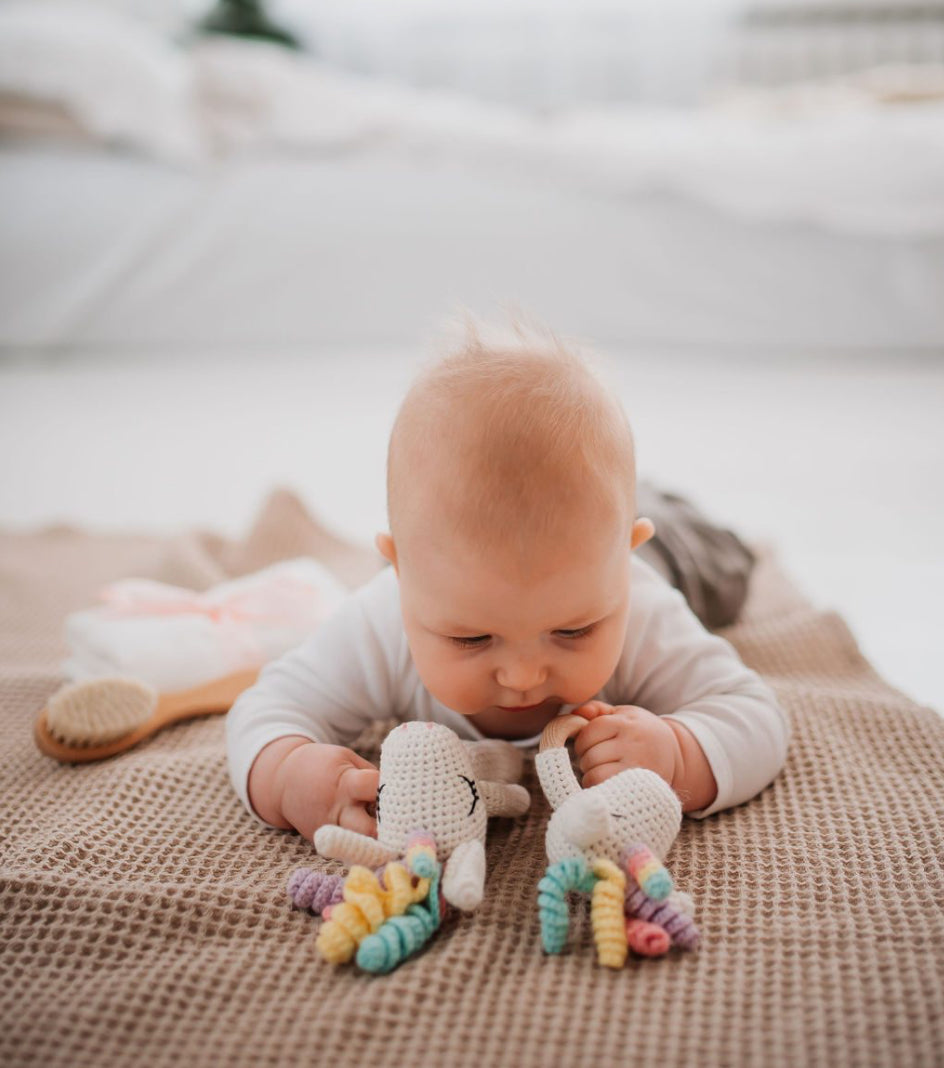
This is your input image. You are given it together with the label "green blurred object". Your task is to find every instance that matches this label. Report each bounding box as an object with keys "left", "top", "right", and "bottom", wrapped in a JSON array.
[{"left": 198, "top": 0, "right": 301, "bottom": 49}]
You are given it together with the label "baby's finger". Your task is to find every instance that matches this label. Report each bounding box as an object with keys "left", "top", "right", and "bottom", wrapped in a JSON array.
[
  {"left": 578, "top": 738, "right": 627, "bottom": 775},
  {"left": 339, "top": 802, "right": 377, "bottom": 839},
  {"left": 572, "top": 715, "right": 618, "bottom": 758},
  {"left": 348, "top": 751, "right": 379, "bottom": 773},
  {"left": 581, "top": 761, "right": 624, "bottom": 789},
  {"left": 573, "top": 700, "right": 615, "bottom": 721},
  {"left": 342, "top": 766, "right": 381, "bottom": 804}
]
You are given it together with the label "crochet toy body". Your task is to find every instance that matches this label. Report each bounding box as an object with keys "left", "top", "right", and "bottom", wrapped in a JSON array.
[
  {"left": 313, "top": 721, "right": 531, "bottom": 912},
  {"left": 535, "top": 714, "right": 700, "bottom": 966}
]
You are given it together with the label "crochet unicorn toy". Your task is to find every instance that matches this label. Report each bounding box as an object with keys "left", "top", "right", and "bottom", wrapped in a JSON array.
[
  {"left": 288, "top": 721, "right": 530, "bottom": 972},
  {"left": 312, "top": 721, "right": 531, "bottom": 912},
  {"left": 535, "top": 713, "right": 700, "bottom": 967}
]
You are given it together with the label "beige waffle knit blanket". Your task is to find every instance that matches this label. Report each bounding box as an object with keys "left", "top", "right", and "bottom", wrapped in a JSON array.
[{"left": 2, "top": 489, "right": 942, "bottom": 1068}]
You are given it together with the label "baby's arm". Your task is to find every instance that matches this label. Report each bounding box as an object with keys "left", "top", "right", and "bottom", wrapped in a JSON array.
[
  {"left": 667, "top": 718, "right": 719, "bottom": 811},
  {"left": 226, "top": 568, "right": 408, "bottom": 837},
  {"left": 594, "top": 556, "right": 789, "bottom": 817}
]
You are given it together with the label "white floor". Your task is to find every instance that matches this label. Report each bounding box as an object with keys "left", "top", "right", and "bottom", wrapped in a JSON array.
[{"left": 1, "top": 347, "right": 942, "bottom": 714}]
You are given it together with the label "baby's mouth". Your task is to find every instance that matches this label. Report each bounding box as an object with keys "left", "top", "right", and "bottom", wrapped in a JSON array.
[
  {"left": 469, "top": 699, "right": 561, "bottom": 740},
  {"left": 497, "top": 698, "right": 560, "bottom": 713}
]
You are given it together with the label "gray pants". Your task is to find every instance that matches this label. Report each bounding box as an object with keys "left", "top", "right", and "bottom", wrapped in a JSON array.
[{"left": 635, "top": 481, "right": 756, "bottom": 630}]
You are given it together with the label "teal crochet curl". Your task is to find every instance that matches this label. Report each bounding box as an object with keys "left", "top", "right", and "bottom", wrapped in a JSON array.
[
  {"left": 356, "top": 849, "right": 443, "bottom": 974},
  {"left": 537, "top": 857, "right": 598, "bottom": 954}
]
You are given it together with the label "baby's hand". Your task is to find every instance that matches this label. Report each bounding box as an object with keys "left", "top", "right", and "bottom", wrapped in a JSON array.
[
  {"left": 277, "top": 741, "right": 379, "bottom": 842},
  {"left": 572, "top": 702, "right": 682, "bottom": 791}
]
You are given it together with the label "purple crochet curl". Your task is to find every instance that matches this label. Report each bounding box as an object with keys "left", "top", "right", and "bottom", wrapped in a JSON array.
[
  {"left": 287, "top": 869, "right": 346, "bottom": 913},
  {"left": 624, "top": 877, "right": 701, "bottom": 951},
  {"left": 287, "top": 865, "right": 393, "bottom": 914}
]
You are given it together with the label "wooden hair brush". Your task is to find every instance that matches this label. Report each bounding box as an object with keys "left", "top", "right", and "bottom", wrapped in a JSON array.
[{"left": 34, "top": 668, "right": 259, "bottom": 763}]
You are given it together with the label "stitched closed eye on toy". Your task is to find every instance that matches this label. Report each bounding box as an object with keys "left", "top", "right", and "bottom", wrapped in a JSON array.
[{"left": 312, "top": 721, "right": 530, "bottom": 912}]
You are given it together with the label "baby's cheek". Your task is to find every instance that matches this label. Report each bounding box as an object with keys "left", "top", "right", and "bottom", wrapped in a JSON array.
[
  {"left": 569, "top": 642, "right": 623, "bottom": 703},
  {"left": 413, "top": 647, "right": 485, "bottom": 715},
  {"left": 435, "top": 669, "right": 488, "bottom": 715}
]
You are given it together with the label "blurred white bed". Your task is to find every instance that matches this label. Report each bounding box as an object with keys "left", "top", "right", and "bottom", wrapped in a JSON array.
[{"left": 1, "top": 0, "right": 943, "bottom": 712}]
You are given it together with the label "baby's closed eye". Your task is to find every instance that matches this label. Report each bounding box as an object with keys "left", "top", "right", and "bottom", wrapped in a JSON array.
[
  {"left": 554, "top": 625, "right": 597, "bottom": 641},
  {"left": 447, "top": 624, "right": 597, "bottom": 650},
  {"left": 449, "top": 635, "right": 491, "bottom": 649}
]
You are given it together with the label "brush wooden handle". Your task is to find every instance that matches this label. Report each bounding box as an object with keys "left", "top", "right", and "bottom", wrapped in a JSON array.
[
  {"left": 154, "top": 668, "right": 261, "bottom": 724},
  {"left": 34, "top": 668, "right": 260, "bottom": 764}
]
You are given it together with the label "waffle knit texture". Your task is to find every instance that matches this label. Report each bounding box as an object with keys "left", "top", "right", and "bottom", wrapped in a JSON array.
[{"left": 1, "top": 488, "right": 943, "bottom": 1068}]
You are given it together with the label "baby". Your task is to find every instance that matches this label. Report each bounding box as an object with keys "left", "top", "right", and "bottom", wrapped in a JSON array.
[{"left": 226, "top": 327, "right": 789, "bottom": 842}]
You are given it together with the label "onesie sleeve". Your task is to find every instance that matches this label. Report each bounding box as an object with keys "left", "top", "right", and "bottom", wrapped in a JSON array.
[
  {"left": 225, "top": 566, "right": 409, "bottom": 824},
  {"left": 608, "top": 556, "right": 790, "bottom": 818}
]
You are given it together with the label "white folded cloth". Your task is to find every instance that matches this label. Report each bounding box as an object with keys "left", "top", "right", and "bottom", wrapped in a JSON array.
[{"left": 62, "top": 558, "right": 349, "bottom": 692}]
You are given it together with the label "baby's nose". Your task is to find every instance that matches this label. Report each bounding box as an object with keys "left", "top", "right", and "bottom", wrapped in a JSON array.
[{"left": 496, "top": 655, "right": 547, "bottom": 692}]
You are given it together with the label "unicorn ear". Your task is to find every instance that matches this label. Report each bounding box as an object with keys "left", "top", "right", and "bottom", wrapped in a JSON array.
[{"left": 313, "top": 825, "right": 397, "bottom": 868}]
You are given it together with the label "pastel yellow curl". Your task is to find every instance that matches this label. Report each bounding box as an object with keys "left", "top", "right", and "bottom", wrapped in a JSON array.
[
  {"left": 591, "top": 858, "right": 628, "bottom": 969},
  {"left": 316, "top": 862, "right": 430, "bottom": 964}
]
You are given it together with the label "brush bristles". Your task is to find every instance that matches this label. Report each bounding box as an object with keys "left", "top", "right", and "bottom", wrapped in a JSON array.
[{"left": 46, "top": 677, "right": 158, "bottom": 746}]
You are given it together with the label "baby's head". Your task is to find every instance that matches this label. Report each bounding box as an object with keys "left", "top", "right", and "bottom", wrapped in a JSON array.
[{"left": 376, "top": 323, "right": 654, "bottom": 739}]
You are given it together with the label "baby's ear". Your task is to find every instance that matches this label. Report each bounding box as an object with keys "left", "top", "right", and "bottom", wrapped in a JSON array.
[
  {"left": 631, "top": 517, "right": 655, "bottom": 550},
  {"left": 375, "top": 533, "right": 398, "bottom": 572}
]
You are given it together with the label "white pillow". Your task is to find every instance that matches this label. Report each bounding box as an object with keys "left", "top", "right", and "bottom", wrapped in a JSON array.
[
  {"left": 39, "top": 0, "right": 207, "bottom": 38},
  {"left": 0, "top": 1, "right": 203, "bottom": 161}
]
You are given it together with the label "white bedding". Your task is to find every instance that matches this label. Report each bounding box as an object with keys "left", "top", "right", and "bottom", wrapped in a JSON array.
[
  {"left": 2, "top": 3, "right": 944, "bottom": 233},
  {"left": 2, "top": 6, "right": 943, "bottom": 358},
  {"left": 2, "top": 139, "right": 943, "bottom": 358}
]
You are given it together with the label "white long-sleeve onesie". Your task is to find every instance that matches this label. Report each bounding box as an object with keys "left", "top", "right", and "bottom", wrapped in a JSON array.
[{"left": 226, "top": 556, "right": 789, "bottom": 824}]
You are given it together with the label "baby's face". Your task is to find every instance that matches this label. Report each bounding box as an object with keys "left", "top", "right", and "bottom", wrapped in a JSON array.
[{"left": 389, "top": 519, "right": 649, "bottom": 739}]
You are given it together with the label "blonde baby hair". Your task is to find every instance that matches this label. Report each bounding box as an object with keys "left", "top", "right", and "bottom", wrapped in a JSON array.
[{"left": 386, "top": 315, "right": 638, "bottom": 565}]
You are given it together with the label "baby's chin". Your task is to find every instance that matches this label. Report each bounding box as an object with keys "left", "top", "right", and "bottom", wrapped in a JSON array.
[{"left": 464, "top": 699, "right": 563, "bottom": 740}]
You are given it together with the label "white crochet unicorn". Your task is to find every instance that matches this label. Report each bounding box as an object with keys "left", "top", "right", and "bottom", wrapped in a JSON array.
[
  {"left": 535, "top": 713, "right": 700, "bottom": 963},
  {"left": 313, "top": 721, "right": 530, "bottom": 911}
]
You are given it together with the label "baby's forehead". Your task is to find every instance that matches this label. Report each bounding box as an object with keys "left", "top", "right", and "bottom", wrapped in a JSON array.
[
  {"left": 399, "top": 518, "right": 631, "bottom": 625},
  {"left": 388, "top": 342, "right": 637, "bottom": 547}
]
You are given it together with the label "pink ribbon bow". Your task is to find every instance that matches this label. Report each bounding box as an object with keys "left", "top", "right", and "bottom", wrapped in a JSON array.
[{"left": 98, "top": 575, "right": 323, "bottom": 627}]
